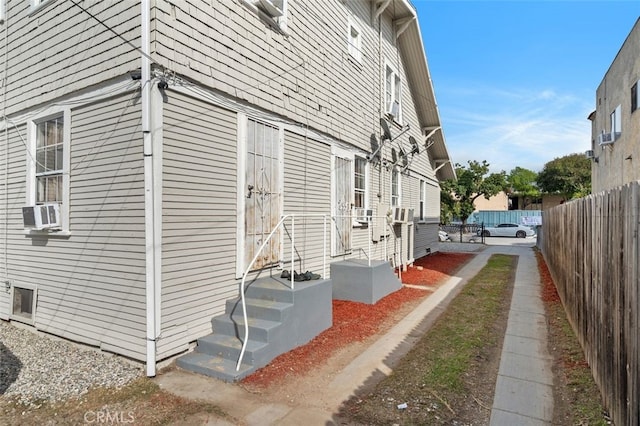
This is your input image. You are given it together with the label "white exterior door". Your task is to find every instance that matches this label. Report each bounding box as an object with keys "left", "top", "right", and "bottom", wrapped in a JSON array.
[
  {"left": 243, "top": 118, "right": 282, "bottom": 271},
  {"left": 332, "top": 153, "right": 352, "bottom": 256}
]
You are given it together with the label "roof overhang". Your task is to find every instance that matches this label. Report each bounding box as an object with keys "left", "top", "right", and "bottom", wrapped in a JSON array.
[{"left": 376, "top": 0, "right": 456, "bottom": 181}]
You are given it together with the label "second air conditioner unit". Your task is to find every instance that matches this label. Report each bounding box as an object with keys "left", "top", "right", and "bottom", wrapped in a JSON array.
[
  {"left": 353, "top": 208, "right": 373, "bottom": 223},
  {"left": 22, "top": 204, "right": 61, "bottom": 230},
  {"left": 598, "top": 132, "right": 617, "bottom": 145},
  {"left": 392, "top": 207, "right": 408, "bottom": 224}
]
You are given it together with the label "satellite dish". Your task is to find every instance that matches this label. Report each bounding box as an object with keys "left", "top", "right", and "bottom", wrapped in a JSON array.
[
  {"left": 380, "top": 118, "right": 392, "bottom": 141},
  {"left": 409, "top": 136, "right": 420, "bottom": 155}
]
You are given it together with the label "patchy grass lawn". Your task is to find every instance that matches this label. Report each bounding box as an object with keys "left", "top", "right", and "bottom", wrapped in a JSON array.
[
  {"left": 339, "top": 254, "right": 517, "bottom": 425},
  {"left": 0, "top": 377, "right": 233, "bottom": 426}
]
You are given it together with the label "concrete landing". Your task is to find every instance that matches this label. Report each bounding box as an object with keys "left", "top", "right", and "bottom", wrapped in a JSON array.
[{"left": 330, "top": 259, "right": 402, "bottom": 304}]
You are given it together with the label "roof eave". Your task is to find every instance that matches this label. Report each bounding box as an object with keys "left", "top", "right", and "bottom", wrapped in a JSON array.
[{"left": 394, "top": 2, "right": 456, "bottom": 181}]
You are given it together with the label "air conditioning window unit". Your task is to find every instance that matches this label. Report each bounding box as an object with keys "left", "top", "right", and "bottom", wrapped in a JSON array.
[
  {"left": 406, "top": 208, "right": 414, "bottom": 223},
  {"left": 257, "top": 0, "right": 284, "bottom": 17},
  {"left": 598, "top": 132, "right": 616, "bottom": 145},
  {"left": 387, "top": 100, "right": 400, "bottom": 119},
  {"left": 22, "top": 204, "right": 61, "bottom": 230},
  {"left": 585, "top": 150, "right": 594, "bottom": 159},
  {"left": 392, "top": 207, "right": 408, "bottom": 224},
  {"left": 353, "top": 208, "right": 373, "bottom": 223}
]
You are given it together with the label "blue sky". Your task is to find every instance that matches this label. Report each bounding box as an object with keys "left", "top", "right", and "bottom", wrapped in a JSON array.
[{"left": 415, "top": 0, "right": 640, "bottom": 174}]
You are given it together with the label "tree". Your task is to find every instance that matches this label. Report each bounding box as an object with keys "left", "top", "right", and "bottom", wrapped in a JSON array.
[
  {"left": 507, "top": 166, "right": 540, "bottom": 209},
  {"left": 537, "top": 153, "right": 591, "bottom": 200},
  {"left": 440, "top": 160, "right": 507, "bottom": 224}
]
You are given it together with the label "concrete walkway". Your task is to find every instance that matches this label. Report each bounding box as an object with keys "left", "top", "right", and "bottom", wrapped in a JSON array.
[
  {"left": 157, "top": 240, "right": 554, "bottom": 425},
  {"left": 489, "top": 244, "right": 554, "bottom": 425}
]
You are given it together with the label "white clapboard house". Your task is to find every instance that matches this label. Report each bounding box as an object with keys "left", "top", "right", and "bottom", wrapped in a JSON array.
[{"left": 0, "top": 0, "right": 454, "bottom": 380}]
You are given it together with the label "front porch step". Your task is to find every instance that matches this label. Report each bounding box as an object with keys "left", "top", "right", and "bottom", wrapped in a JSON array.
[
  {"left": 212, "top": 315, "right": 283, "bottom": 343},
  {"left": 176, "top": 351, "right": 254, "bottom": 382},
  {"left": 195, "top": 334, "right": 268, "bottom": 364},
  {"left": 225, "top": 297, "right": 293, "bottom": 322},
  {"left": 241, "top": 277, "right": 297, "bottom": 303},
  {"left": 177, "top": 277, "right": 333, "bottom": 382}
]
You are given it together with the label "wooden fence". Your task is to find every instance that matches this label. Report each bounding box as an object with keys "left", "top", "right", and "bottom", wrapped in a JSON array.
[{"left": 541, "top": 182, "right": 639, "bottom": 426}]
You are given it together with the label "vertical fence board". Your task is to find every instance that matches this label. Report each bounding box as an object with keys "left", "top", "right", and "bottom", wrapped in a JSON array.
[{"left": 542, "top": 183, "right": 640, "bottom": 426}]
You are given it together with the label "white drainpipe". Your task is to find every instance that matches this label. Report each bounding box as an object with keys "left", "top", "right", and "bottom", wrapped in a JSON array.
[{"left": 141, "top": 0, "right": 158, "bottom": 377}]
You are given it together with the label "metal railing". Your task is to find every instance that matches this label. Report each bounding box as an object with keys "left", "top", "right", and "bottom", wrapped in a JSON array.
[
  {"left": 235, "top": 213, "right": 403, "bottom": 370},
  {"left": 236, "top": 213, "right": 328, "bottom": 370}
]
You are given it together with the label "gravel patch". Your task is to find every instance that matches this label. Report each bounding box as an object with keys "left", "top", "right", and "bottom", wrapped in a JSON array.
[{"left": 0, "top": 321, "right": 142, "bottom": 406}]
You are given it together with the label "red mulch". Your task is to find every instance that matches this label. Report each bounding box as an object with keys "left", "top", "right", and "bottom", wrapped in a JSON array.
[
  {"left": 401, "top": 252, "right": 475, "bottom": 286},
  {"left": 536, "top": 250, "right": 561, "bottom": 303},
  {"left": 241, "top": 251, "right": 475, "bottom": 388},
  {"left": 535, "top": 251, "right": 590, "bottom": 370}
]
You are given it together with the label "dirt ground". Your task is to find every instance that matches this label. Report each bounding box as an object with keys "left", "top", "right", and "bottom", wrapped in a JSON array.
[
  {"left": 234, "top": 250, "right": 605, "bottom": 425},
  {"left": 1, "top": 250, "right": 606, "bottom": 425}
]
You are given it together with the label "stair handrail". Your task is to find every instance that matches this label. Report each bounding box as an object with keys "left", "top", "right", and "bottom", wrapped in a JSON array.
[
  {"left": 236, "top": 212, "right": 403, "bottom": 371},
  {"left": 236, "top": 214, "right": 291, "bottom": 371}
]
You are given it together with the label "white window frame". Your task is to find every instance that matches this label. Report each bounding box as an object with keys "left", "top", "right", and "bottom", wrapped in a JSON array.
[
  {"left": 26, "top": 109, "right": 71, "bottom": 235},
  {"left": 0, "top": 0, "right": 5, "bottom": 24},
  {"left": 247, "top": 0, "right": 288, "bottom": 31},
  {"left": 610, "top": 104, "right": 621, "bottom": 138},
  {"left": 29, "top": 0, "right": 55, "bottom": 16},
  {"left": 391, "top": 168, "right": 401, "bottom": 207},
  {"left": 354, "top": 155, "right": 369, "bottom": 210},
  {"left": 347, "top": 19, "right": 362, "bottom": 63},
  {"left": 384, "top": 60, "right": 402, "bottom": 123},
  {"left": 10, "top": 284, "right": 37, "bottom": 326}
]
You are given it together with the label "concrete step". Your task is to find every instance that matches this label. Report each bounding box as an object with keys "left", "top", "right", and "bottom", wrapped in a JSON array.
[
  {"left": 212, "top": 314, "right": 282, "bottom": 343},
  {"left": 243, "top": 277, "right": 296, "bottom": 303},
  {"left": 225, "top": 297, "right": 293, "bottom": 323},
  {"left": 195, "top": 334, "right": 269, "bottom": 365},
  {"left": 177, "top": 276, "right": 332, "bottom": 382},
  {"left": 176, "top": 351, "right": 255, "bottom": 382}
]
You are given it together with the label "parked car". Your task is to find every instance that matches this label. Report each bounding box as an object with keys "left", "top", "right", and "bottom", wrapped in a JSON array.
[
  {"left": 439, "top": 230, "right": 451, "bottom": 242},
  {"left": 477, "top": 223, "right": 535, "bottom": 238}
]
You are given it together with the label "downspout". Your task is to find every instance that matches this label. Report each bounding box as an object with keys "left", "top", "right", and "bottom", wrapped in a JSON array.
[
  {"left": 141, "top": 0, "right": 158, "bottom": 377},
  {"left": 2, "top": 4, "right": 9, "bottom": 286}
]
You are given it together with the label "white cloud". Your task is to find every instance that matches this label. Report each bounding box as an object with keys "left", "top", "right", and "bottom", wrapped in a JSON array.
[{"left": 439, "top": 84, "right": 593, "bottom": 173}]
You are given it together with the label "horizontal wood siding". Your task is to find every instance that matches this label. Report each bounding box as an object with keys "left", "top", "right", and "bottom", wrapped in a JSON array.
[
  {"left": 0, "top": 94, "right": 148, "bottom": 360},
  {"left": 282, "top": 131, "right": 331, "bottom": 275},
  {"left": 159, "top": 91, "right": 239, "bottom": 359},
  {"left": 150, "top": 0, "right": 433, "bottom": 159},
  {"left": 1, "top": 1, "right": 140, "bottom": 116},
  {"left": 0, "top": 124, "right": 27, "bottom": 320}
]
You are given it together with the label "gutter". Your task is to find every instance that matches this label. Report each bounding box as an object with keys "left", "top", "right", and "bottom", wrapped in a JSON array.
[{"left": 141, "top": 0, "right": 158, "bottom": 378}]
